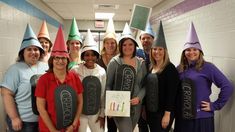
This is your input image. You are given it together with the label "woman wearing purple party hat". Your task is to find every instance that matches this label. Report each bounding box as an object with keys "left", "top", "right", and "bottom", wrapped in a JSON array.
[{"left": 174, "top": 22, "right": 233, "bottom": 132}]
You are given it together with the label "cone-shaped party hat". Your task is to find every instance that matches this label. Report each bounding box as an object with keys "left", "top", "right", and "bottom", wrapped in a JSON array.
[
  {"left": 119, "top": 23, "right": 138, "bottom": 47},
  {"left": 20, "top": 24, "right": 43, "bottom": 53},
  {"left": 103, "top": 18, "right": 116, "bottom": 40},
  {"left": 38, "top": 20, "right": 51, "bottom": 40},
  {"left": 139, "top": 22, "right": 155, "bottom": 39},
  {"left": 183, "top": 22, "right": 202, "bottom": 51},
  {"left": 51, "top": 25, "right": 69, "bottom": 58},
  {"left": 152, "top": 21, "right": 167, "bottom": 49},
  {"left": 81, "top": 29, "right": 99, "bottom": 56},
  {"left": 67, "top": 17, "right": 82, "bottom": 43}
]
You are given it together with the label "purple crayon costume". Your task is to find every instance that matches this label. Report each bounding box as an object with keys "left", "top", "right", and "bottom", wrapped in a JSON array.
[{"left": 174, "top": 22, "right": 233, "bottom": 132}]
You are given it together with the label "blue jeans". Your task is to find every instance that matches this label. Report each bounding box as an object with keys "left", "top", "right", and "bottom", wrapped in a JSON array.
[{"left": 6, "top": 117, "right": 38, "bottom": 132}]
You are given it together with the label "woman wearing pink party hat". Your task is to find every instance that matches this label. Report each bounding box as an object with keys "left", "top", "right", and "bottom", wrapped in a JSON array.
[{"left": 35, "top": 26, "right": 83, "bottom": 132}]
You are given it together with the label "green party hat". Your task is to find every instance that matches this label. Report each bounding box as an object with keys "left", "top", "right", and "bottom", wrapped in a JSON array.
[{"left": 67, "top": 17, "right": 82, "bottom": 43}]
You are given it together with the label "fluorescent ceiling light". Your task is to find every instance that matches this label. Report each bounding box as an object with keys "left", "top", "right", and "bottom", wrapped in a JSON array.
[{"left": 95, "top": 12, "right": 115, "bottom": 20}]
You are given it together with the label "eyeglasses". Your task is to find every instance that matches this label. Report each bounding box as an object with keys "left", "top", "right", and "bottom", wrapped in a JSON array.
[{"left": 53, "top": 56, "right": 67, "bottom": 61}]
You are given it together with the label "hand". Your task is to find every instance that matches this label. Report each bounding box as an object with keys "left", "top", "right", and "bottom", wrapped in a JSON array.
[
  {"left": 11, "top": 117, "right": 22, "bottom": 131},
  {"left": 141, "top": 106, "right": 147, "bottom": 120},
  {"left": 51, "top": 129, "right": 60, "bottom": 132},
  {"left": 201, "top": 101, "right": 211, "bottom": 111},
  {"left": 65, "top": 125, "right": 74, "bottom": 132},
  {"left": 96, "top": 117, "right": 105, "bottom": 128},
  {"left": 107, "top": 116, "right": 113, "bottom": 119},
  {"left": 130, "top": 97, "right": 140, "bottom": 105},
  {"left": 161, "top": 112, "right": 170, "bottom": 129}
]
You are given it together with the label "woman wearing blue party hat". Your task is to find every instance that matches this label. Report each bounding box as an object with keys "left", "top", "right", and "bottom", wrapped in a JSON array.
[{"left": 1, "top": 24, "right": 48, "bottom": 131}]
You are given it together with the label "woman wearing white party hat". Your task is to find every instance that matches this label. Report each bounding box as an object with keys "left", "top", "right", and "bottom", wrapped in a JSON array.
[
  {"left": 97, "top": 17, "right": 119, "bottom": 132},
  {"left": 106, "top": 23, "right": 147, "bottom": 132},
  {"left": 72, "top": 29, "right": 106, "bottom": 132}
]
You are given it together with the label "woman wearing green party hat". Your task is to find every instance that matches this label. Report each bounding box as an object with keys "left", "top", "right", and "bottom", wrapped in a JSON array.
[{"left": 67, "top": 18, "right": 83, "bottom": 69}]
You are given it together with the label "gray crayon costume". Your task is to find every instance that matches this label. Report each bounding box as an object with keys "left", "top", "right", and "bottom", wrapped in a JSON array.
[{"left": 106, "top": 55, "right": 147, "bottom": 132}]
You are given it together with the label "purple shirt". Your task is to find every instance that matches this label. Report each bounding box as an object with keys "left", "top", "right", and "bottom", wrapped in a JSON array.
[{"left": 179, "top": 62, "right": 233, "bottom": 119}]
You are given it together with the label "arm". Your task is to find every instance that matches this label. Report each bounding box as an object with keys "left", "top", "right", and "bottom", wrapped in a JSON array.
[
  {"left": 36, "top": 97, "right": 59, "bottom": 132},
  {"left": 135, "top": 59, "right": 147, "bottom": 103},
  {"left": 161, "top": 111, "right": 171, "bottom": 129},
  {"left": 99, "top": 70, "right": 106, "bottom": 118},
  {"left": 131, "top": 59, "right": 147, "bottom": 105},
  {"left": 70, "top": 93, "right": 83, "bottom": 130},
  {"left": 161, "top": 63, "right": 180, "bottom": 128},
  {"left": 165, "top": 63, "right": 180, "bottom": 112},
  {"left": 1, "top": 88, "right": 22, "bottom": 131},
  {"left": 106, "top": 59, "right": 117, "bottom": 91},
  {"left": 96, "top": 70, "right": 106, "bottom": 128},
  {"left": 208, "top": 64, "right": 233, "bottom": 111}
]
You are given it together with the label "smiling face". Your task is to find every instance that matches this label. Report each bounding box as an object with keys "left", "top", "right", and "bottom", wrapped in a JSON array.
[
  {"left": 121, "top": 39, "right": 135, "bottom": 57},
  {"left": 52, "top": 56, "right": 68, "bottom": 71},
  {"left": 39, "top": 38, "right": 51, "bottom": 53},
  {"left": 184, "top": 47, "right": 200, "bottom": 63},
  {"left": 103, "top": 38, "right": 117, "bottom": 55},
  {"left": 23, "top": 46, "right": 41, "bottom": 66},
  {"left": 140, "top": 33, "right": 154, "bottom": 52},
  {"left": 151, "top": 46, "right": 165, "bottom": 62},
  {"left": 67, "top": 40, "right": 82, "bottom": 53},
  {"left": 83, "top": 50, "right": 98, "bottom": 69}
]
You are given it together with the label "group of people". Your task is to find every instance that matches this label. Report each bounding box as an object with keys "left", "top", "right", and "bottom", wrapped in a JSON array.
[{"left": 0, "top": 17, "right": 233, "bottom": 132}]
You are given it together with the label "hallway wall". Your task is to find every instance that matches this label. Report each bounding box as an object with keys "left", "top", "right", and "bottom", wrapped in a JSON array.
[
  {"left": 150, "top": 0, "right": 235, "bottom": 131},
  {"left": 0, "top": 0, "right": 62, "bottom": 131},
  {"left": 0, "top": 0, "right": 234, "bottom": 131}
]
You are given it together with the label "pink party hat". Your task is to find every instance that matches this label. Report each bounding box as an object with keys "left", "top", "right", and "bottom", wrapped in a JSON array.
[{"left": 51, "top": 25, "right": 69, "bottom": 58}]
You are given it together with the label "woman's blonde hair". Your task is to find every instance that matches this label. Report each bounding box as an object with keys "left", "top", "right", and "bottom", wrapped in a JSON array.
[
  {"left": 100, "top": 37, "right": 119, "bottom": 56},
  {"left": 150, "top": 48, "right": 170, "bottom": 73},
  {"left": 178, "top": 50, "right": 205, "bottom": 73}
]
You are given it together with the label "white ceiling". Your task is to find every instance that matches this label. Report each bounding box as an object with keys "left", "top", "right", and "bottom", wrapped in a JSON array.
[{"left": 42, "top": 0, "right": 164, "bottom": 21}]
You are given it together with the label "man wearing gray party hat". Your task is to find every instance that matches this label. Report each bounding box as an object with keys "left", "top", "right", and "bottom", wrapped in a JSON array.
[
  {"left": 137, "top": 22, "right": 155, "bottom": 132},
  {"left": 137, "top": 22, "right": 155, "bottom": 69},
  {"left": 145, "top": 21, "right": 180, "bottom": 132}
]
